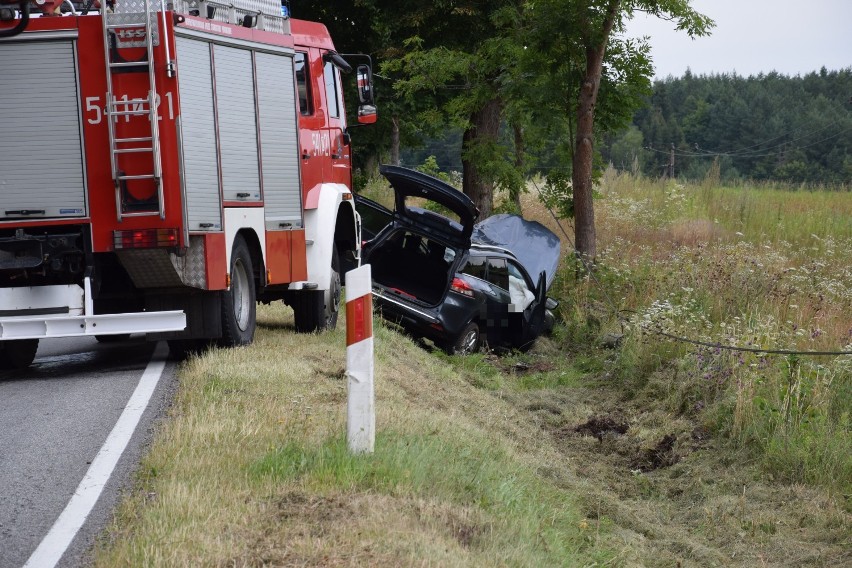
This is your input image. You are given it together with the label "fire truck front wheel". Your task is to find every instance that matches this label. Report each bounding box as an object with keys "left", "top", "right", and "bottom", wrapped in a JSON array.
[
  {"left": 220, "top": 237, "right": 256, "bottom": 347},
  {"left": 293, "top": 246, "right": 341, "bottom": 333},
  {"left": 0, "top": 339, "right": 39, "bottom": 369}
]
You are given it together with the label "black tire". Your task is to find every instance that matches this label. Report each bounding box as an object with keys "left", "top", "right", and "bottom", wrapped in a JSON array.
[
  {"left": 95, "top": 334, "right": 131, "bottom": 343},
  {"left": 447, "top": 322, "right": 481, "bottom": 355},
  {"left": 219, "top": 236, "right": 256, "bottom": 347},
  {"left": 167, "top": 339, "right": 211, "bottom": 361},
  {"left": 0, "top": 339, "right": 39, "bottom": 370},
  {"left": 293, "top": 246, "right": 341, "bottom": 333}
]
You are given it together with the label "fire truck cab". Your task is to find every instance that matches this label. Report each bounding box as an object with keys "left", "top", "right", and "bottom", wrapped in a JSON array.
[{"left": 0, "top": 0, "right": 376, "bottom": 368}]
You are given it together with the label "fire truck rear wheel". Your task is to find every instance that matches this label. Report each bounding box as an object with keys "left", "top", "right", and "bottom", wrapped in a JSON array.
[
  {"left": 0, "top": 339, "right": 39, "bottom": 369},
  {"left": 167, "top": 339, "right": 212, "bottom": 361},
  {"left": 293, "top": 246, "right": 341, "bottom": 333},
  {"left": 220, "top": 236, "right": 256, "bottom": 347},
  {"left": 95, "top": 334, "right": 131, "bottom": 343}
]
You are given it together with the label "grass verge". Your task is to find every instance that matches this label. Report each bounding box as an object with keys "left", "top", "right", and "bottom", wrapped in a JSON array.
[{"left": 94, "top": 305, "right": 612, "bottom": 566}]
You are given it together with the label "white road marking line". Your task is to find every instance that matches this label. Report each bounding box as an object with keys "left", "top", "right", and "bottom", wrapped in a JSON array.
[{"left": 23, "top": 341, "right": 169, "bottom": 568}]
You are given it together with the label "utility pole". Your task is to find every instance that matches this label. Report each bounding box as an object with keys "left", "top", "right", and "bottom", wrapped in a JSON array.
[{"left": 668, "top": 143, "right": 675, "bottom": 179}]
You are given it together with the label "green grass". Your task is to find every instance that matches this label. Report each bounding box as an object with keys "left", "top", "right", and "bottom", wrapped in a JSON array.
[
  {"left": 250, "top": 431, "right": 599, "bottom": 565},
  {"left": 94, "top": 309, "right": 613, "bottom": 567},
  {"left": 543, "top": 168, "right": 852, "bottom": 494}
]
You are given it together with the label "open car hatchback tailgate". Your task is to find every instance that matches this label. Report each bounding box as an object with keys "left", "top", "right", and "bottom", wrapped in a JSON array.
[{"left": 379, "top": 165, "right": 478, "bottom": 248}]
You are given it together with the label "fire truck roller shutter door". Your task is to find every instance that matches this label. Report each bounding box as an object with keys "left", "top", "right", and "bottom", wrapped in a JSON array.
[
  {"left": 256, "top": 50, "right": 303, "bottom": 230},
  {"left": 0, "top": 41, "right": 86, "bottom": 220},
  {"left": 175, "top": 36, "right": 222, "bottom": 231},
  {"left": 213, "top": 44, "right": 261, "bottom": 202}
]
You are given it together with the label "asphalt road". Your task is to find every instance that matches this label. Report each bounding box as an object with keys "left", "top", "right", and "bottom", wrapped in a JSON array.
[{"left": 0, "top": 337, "right": 178, "bottom": 568}]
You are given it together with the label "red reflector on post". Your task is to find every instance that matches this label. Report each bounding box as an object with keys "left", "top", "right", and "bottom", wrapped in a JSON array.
[
  {"left": 113, "top": 228, "right": 179, "bottom": 249},
  {"left": 346, "top": 293, "right": 373, "bottom": 346}
]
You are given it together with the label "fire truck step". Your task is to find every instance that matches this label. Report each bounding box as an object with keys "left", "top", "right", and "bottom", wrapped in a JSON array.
[
  {"left": 106, "top": 23, "right": 148, "bottom": 30},
  {"left": 109, "top": 61, "right": 151, "bottom": 69},
  {"left": 116, "top": 136, "right": 153, "bottom": 143},
  {"left": 117, "top": 174, "right": 158, "bottom": 181},
  {"left": 114, "top": 147, "right": 154, "bottom": 154},
  {"left": 110, "top": 109, "right": 151, "bottom": 116},
  {"left": 115, "top": 98, "right": 152, "bottom": 105},
  {"left": 121, "top": 211, "right": 163, "bottom": 218}
]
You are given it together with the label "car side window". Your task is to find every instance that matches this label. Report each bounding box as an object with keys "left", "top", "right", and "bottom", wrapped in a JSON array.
[
  {"left": 461, "top": 256, "right": 487, "bottom": 281},
  {"left": 507, "top": 260, "right": 531, "bottom": 289},
  {"left": 486, "top": 257, "right": 508, "bottom": 291},
  {"left": 507, "top": 260, "right": 535, "bottom": 312},
  {"left": 295, "top": 52, "right": 312, "bottom": 115}
]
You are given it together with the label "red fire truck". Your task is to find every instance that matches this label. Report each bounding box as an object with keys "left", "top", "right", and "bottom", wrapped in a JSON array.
[{"left": 0, "top": 0, "right": 376, "bottom": 368}]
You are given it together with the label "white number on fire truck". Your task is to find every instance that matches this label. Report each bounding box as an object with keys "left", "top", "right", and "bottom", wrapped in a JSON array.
[
  {"left": 86, "top": 96, "right": 102, "bottom": 125},
  {"left": 84, "top": 93, "right": 175, "bottom": 125}
]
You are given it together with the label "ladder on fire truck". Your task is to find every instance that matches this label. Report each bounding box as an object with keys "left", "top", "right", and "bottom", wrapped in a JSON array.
[{"left": 101, "top": 0, "right": 167, "bottom": 220}]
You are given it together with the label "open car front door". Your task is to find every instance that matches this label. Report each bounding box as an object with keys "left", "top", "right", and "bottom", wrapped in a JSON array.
[{"left": 520, "top": 271, "right": 548, "bottom": 348}]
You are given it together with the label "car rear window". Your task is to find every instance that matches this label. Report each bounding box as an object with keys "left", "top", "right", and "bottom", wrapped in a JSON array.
[{"left": 404, "top": 196, "right": 463, "bottom": 224}]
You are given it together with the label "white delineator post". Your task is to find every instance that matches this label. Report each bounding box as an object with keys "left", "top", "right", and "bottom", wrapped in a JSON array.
[{"left": 345, "top": 264, "right": 375, "bottom": 454}]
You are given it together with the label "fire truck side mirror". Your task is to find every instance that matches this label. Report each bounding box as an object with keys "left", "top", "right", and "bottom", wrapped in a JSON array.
[
  {"left": 356, "top": 64, "right": 377, "bottom": 125},
  {"left": 356, "top": 64, "right": 374, "bottom": 105}
]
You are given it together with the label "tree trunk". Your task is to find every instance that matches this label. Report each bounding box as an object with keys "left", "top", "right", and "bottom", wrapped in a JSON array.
[
  {"left": 512, "top": 123, "right": 524, "bottom": 213},
  {"left": 572, "top": 50, "right": 600, "bottom": 262},
  {"left": 390, "top": 115, "right": 400, "bottom": 166},
  {"left": 572, "top": 0, "right": 620, "bottom": 262},
  {"left": 462, "top": 97, "right": 502, "bottom": 219},
  {"left": 363, "top": 153, "right": 378, "bottom": 178}
]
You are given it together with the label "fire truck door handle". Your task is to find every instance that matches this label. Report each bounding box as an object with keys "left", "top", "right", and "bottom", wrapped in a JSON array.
[
  {"left": 301, "top": 151, "right": 310, "bottom": 160},
  {"left": 236, "top": 192, "right": 250, "bottom": 198}
]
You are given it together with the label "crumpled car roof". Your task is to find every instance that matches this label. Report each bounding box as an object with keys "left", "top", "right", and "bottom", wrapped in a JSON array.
[{"left": 471, "top": 214, "right": 562, "bottom": 289}]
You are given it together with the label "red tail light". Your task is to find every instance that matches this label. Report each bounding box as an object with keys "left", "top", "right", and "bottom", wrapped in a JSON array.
[
  {"left": 450, "top": 277, "right": 474, "bottom": 297},
  {"left": 113, "top": 228, "right": 179, "bottom": 249}
]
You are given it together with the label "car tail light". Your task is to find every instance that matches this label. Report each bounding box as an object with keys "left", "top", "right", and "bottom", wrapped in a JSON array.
[
  {"left": 113, "top": 228, "right": 179, "bottom": 249},
  {"left": 450, "top": 277, "right": 474, "bottom": 298}
]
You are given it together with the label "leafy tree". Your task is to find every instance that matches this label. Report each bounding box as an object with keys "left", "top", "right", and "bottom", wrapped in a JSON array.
[
  {"left": 523, "top": 0, "right": 712, "bottom": 261},
  {"left": 378, "top": 2, "right": 526, "bottom": 218}
]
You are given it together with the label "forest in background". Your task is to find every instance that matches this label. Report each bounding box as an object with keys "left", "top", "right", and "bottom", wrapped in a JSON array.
[{"left": 403, "top": 68, "right": 852, "bottom": 187}]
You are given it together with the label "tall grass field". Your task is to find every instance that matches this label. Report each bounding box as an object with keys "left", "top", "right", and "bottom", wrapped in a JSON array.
[{"left": 542, "top": 168, "right": 851, "bottom": 491}]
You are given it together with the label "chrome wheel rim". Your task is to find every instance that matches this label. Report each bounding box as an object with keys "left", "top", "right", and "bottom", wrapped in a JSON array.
[
  {"left": 232, "top": 257, "right": 251, "bottom": 331},
  {"left": 324, "top": 268, "right": 341, "bottom": 327},
  {"left": 458, "top": 328, "right": 478, "bottom": 354}
]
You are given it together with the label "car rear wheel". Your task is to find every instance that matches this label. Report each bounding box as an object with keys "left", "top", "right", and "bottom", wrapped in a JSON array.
[{"left": 448, "top": 322, "right": 481, "bottom": 355}]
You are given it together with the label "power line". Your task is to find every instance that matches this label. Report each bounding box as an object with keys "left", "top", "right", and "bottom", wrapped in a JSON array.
[
  {"left": 644, "top": 125, "right": 850, "bottom": 160},
  {"left": 650, "top": 330, "right": 852, "bottom": 356},
  {"left": 539, "top": 202, "right": 852, "bottom": 358}
]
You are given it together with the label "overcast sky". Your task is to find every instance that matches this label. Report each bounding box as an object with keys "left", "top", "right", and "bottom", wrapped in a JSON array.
[{"left": 624, "top": 0, "right": 852, "bottom": 79}]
